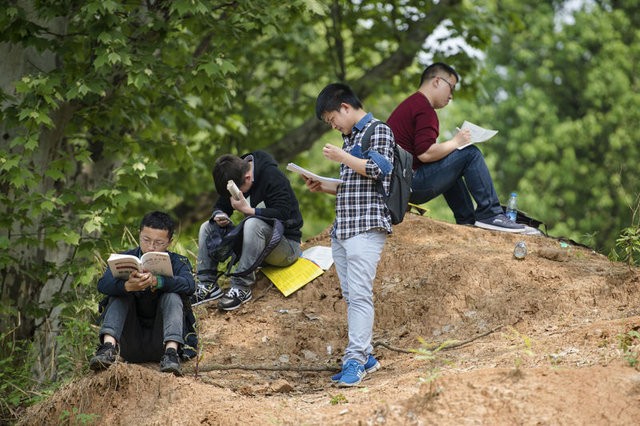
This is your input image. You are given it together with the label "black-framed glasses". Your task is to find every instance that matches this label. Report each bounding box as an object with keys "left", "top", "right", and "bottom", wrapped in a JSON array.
[{"left": 438, "top": 76, "right": 455, "bottom": 94}]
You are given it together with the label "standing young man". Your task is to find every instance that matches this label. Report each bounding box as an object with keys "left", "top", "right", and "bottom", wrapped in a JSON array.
[
  {"left": 193, "top": 151, "right": 303, "bottom": 311},
  {"left": 90, "top": 211, "right": 196, "bottom": 376},
  {"left": 307, "top": 83, "right": 393, "bottom": 386},
  {"left": 387, "top": 62, "right": 524, "bottom": 233}
]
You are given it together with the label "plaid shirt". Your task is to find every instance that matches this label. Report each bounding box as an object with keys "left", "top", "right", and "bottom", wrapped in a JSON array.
[{"left": 332, "top": 114, "right": 394, "bottom": 240}]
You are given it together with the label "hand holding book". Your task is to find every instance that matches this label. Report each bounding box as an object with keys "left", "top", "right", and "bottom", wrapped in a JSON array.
[{"left": 456, "top": 121, "right": 498, "bottom": 150}]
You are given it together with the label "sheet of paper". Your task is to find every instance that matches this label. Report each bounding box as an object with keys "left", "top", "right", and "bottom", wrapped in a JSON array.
[
  {"left": 457, "top": 121, "right": 499, "bottom": 150},
  {"left": 261, "top": 257, "right": 324, "bottom": 297},
  {"left": 286, "top": 163, "right": 343, "bottom": 192},
  {"left": 301, "top": 246, "right": 334, "bottom": 270}
]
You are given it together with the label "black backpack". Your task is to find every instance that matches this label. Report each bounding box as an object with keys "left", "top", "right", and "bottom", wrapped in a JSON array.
[
  {"left": 360, "top": 121, "right": 413, "bottom": 225},
  {"left": 205, "top": 215, "right": 284, "bottom": 277}
]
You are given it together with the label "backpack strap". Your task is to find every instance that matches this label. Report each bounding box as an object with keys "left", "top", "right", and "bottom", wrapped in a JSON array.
[
  {"left": 359, "top": 120, "right": 383, "bottom": 153},
  {"left": 225, "top": 216, "right": 285, "bottom": 278},
  {"left": 359, "top": 120, "right": 389, "bottom": 196}
]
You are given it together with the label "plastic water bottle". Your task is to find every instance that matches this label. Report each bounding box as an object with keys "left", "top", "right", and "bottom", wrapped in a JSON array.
[
  {"left": 506, "top": 192, "right": 518, "bottom": 222},
  {"left": 513, "top": 241, "right": 527, "bottom": 259}
]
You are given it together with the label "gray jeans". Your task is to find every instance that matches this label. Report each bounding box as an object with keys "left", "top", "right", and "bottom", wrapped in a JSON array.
[
  {"left": 99, "top": 292, "right": 184, "bottom": 362},
  {"left": 196, "top": 216, "right": 301, "bottom": 290}
]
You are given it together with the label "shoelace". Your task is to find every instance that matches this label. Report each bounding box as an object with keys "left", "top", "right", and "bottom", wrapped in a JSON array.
[
  {"left": 227, "top": 287, "right": 243, "bottom": 298},
  {"left": 343, "top": 362, "right": 363, "bottom": 378}
]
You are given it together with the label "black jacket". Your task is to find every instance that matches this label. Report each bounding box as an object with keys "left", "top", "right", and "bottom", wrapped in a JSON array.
[
  {"left": 213, "top": 150, "right": 303, "bottom": 242},
  {"left": 97, "top": 247, "right": 198, "bottom": 358}
]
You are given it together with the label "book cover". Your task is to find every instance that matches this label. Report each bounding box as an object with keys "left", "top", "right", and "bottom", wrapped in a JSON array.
[{"left": 261, "top": 257, "right": 324, "bottom": 297}]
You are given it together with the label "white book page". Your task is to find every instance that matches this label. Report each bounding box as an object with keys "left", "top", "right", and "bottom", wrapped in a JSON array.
[
  {"left": 457, "top": 121, "right": 499, "bottom": 150},
  {"left": 301, "top": 246, "right": 334, "bottom": 270},
  {"left": 140, "top": 251, "right": 174, "bottom": 277},
  {"left": 286, "top": 163, "right": 343, "bottom": 192}
]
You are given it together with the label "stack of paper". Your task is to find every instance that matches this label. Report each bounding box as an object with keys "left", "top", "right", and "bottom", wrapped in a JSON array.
[{"left": 262, "top": 246, "right": 334, "bottom": 297}]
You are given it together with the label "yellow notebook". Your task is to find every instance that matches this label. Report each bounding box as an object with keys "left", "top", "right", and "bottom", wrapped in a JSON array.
[{"left": 261, "top": 257, "right": 324, "bottom": 297}]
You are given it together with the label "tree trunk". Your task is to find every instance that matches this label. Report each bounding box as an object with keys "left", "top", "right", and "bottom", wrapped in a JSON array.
[{"left": 0, "top": 7, "right": 77, "bottom": 382}]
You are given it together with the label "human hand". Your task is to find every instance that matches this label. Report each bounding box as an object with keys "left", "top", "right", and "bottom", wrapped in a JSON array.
[
  {"left": 125, "top": 271, "right": 154, "bottom": 292},
  {"left": 213, "top": 212, "right": 231, "bottom": 227},
  {"left": 304, "top": 176, "right": 323, "bottom": 193},
  {"left": 230, "top": 192, "right": 251, "bottom": 215},
  {"left": 322, "top": 143, "right": 344, "bottom": 164},
  {"left": 454, "top": 128, "right": 471, "bottom": 147}
]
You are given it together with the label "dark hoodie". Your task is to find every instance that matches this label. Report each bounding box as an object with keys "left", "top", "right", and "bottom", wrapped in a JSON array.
[{"left": 212, "top": 150, "right": 303, "bottom": 242}]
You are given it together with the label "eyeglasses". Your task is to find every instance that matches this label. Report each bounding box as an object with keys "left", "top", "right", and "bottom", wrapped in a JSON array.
[
  {"left": 438, "top": 76, "right": 455, "bottom": 94},
  {"left": 140, "top": 236, "right": 170, "bottom": 248}
]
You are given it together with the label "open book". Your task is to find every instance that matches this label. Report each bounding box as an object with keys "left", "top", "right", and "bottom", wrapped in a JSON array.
[
  {"left": 456, "top": 121, "right": 499, "bottom": 150},
  {"left": 107, "top": 252, "right": 174, "bottom": 279},
  {"left": 286, "top": 163, "right": 343, "bottom": 192}
]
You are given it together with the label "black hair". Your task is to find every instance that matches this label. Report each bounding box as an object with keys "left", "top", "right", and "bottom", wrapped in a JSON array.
[
  {"left": 419, "top": 62, "right": 460, "bottom": 86},
  {"left": 140, "top": 211, "right": 176, "bottom": 239},
  {"left": 315, "top": 83, "right": 363, "bottom": 120},
  {"left": 212, "top": 154, "right": 250, "bottom": 197}
]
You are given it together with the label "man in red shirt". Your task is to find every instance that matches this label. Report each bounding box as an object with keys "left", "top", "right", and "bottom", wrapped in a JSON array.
[{"left": 387, "top": 62, "right": 524, "bottom": 233}]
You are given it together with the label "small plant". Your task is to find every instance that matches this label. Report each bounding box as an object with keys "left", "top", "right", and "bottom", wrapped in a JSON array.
[
  {"left": 59, "top": 407, "right": 99, "bottom": 425},
  {"left": 505, "top": 327, "right": 535, "bottom": 375},
  {"left": 617, "top": 330, "right": 640, "bottom": 369},
  {"left": 329, "top": 393, "right": 348, "bottom": 405},
  {"left": 611, "top": 194, "right": 640, "bottom": 268},
  {"left": 413, "top": 337, "right": 452, "bottom": 400}
]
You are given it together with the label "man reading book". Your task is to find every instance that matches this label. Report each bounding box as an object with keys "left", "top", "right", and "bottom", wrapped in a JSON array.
[
  {"left": 193, "top": 151, "right": 303, "bottom": 310},
  {"left": 89, "top": 211, "right": 196, "bottom": 375},
  {"left": 387, "top": 62, "right": 524, "bottom": 233}
]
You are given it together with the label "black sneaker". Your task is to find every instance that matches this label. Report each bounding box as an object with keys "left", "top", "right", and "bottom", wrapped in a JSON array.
[
  {"left": 217, "top": 287, "right": 252, "bottom": 311},
  {"left": 191, "top": 282, "right": 223, "bottom": 306},
  {"left": 160, "top": 348, "right": 182, "bottom": 376},
  {"left": 475, "top": 213, "right": 525, "bottom": 233},
  {"left": 89, "top": 342, "right": 119, "bottom": 371}
]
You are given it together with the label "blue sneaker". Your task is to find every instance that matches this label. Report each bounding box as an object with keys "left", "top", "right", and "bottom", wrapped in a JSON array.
[
  {"left": 332, "top": 354, "right": 380, "bottom": 382},
  {"left": 336, "top": 359, "right": 366, "bottom": 387}
]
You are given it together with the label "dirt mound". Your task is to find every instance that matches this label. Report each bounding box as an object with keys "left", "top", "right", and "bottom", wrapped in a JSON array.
[{"left": 20, "top": 215, "right": 640, "bottom": 425}]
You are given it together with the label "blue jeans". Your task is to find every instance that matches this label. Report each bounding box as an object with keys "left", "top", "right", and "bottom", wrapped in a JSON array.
[
  {"left": 99, "top": 292, "right": 184, "bottom": 362},
  {"left": 197, "top": 217, "right": 302, "bottom": 290},
  {"left": 332, "top": 229, "right": 387, "bottom": 365},
  {"left": 410, "top": 146, "right": 503, "bottom": 224}
]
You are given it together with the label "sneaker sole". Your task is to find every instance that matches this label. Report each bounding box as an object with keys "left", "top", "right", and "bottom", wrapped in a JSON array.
[
  {"left": 337, "top": 371, "right": 367, "bottom": 387},
  {"left": 331, "top": 361, "right": 381, "bottom": 383},
  {"left": 191, "top": 289, "right": 224, "bottom": 306},
  {"left": 474, "top": 222, "right": 526, "bottom": 233},
  {"left": 218, "top": 294, "right": 253, "bottom": 311},
  {"left": 89, "top": 359, "right": 113, "bottom": 371},
  {"left": 160, "top": 365, "right": 183, "bottom": 376}
]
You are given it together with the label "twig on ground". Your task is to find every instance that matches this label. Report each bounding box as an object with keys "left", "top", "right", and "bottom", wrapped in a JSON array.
[
  {"left": 374, "top": 325, "right": 503, "bottom": 354},
  {"left": 187, "top": 326, "right": 503, "bottom": 374},
  {"left": 185, "top": 363, "right": 340, "bottom": 374}
]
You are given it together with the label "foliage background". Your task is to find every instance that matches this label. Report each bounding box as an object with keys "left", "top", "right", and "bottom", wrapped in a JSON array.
[{"left": 1, "top": 0, "right": 638, "bottom": 421}]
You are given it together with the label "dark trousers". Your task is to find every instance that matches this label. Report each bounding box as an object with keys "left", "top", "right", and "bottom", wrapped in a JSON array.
[
  {"left": 410, "top": 145, "right": 503, "bottom": 224},
  {"left": 99, "top": 292, "right": 184, "bottom": 363}
]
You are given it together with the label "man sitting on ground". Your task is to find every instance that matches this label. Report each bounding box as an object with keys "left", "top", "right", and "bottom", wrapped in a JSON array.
[
  {"left": 89, "top": 211, "right": 196, "bottom": 376},
  {"left": 193, "top": 151, "right": 303, "bottom": 311}
]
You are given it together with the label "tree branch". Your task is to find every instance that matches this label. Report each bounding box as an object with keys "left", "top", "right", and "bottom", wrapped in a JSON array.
[{"left": 267, "top": 0, "right": 458, "bottom": 163}]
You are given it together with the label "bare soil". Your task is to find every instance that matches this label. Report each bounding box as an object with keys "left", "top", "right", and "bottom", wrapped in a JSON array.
[{"left": 20, "top": 214, "right": 640, "bottom": 425}]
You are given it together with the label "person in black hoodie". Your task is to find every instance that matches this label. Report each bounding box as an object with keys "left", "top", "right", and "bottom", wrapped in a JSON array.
[{"left": 193, "top": 150, "right": 303, "bottom": 311}]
